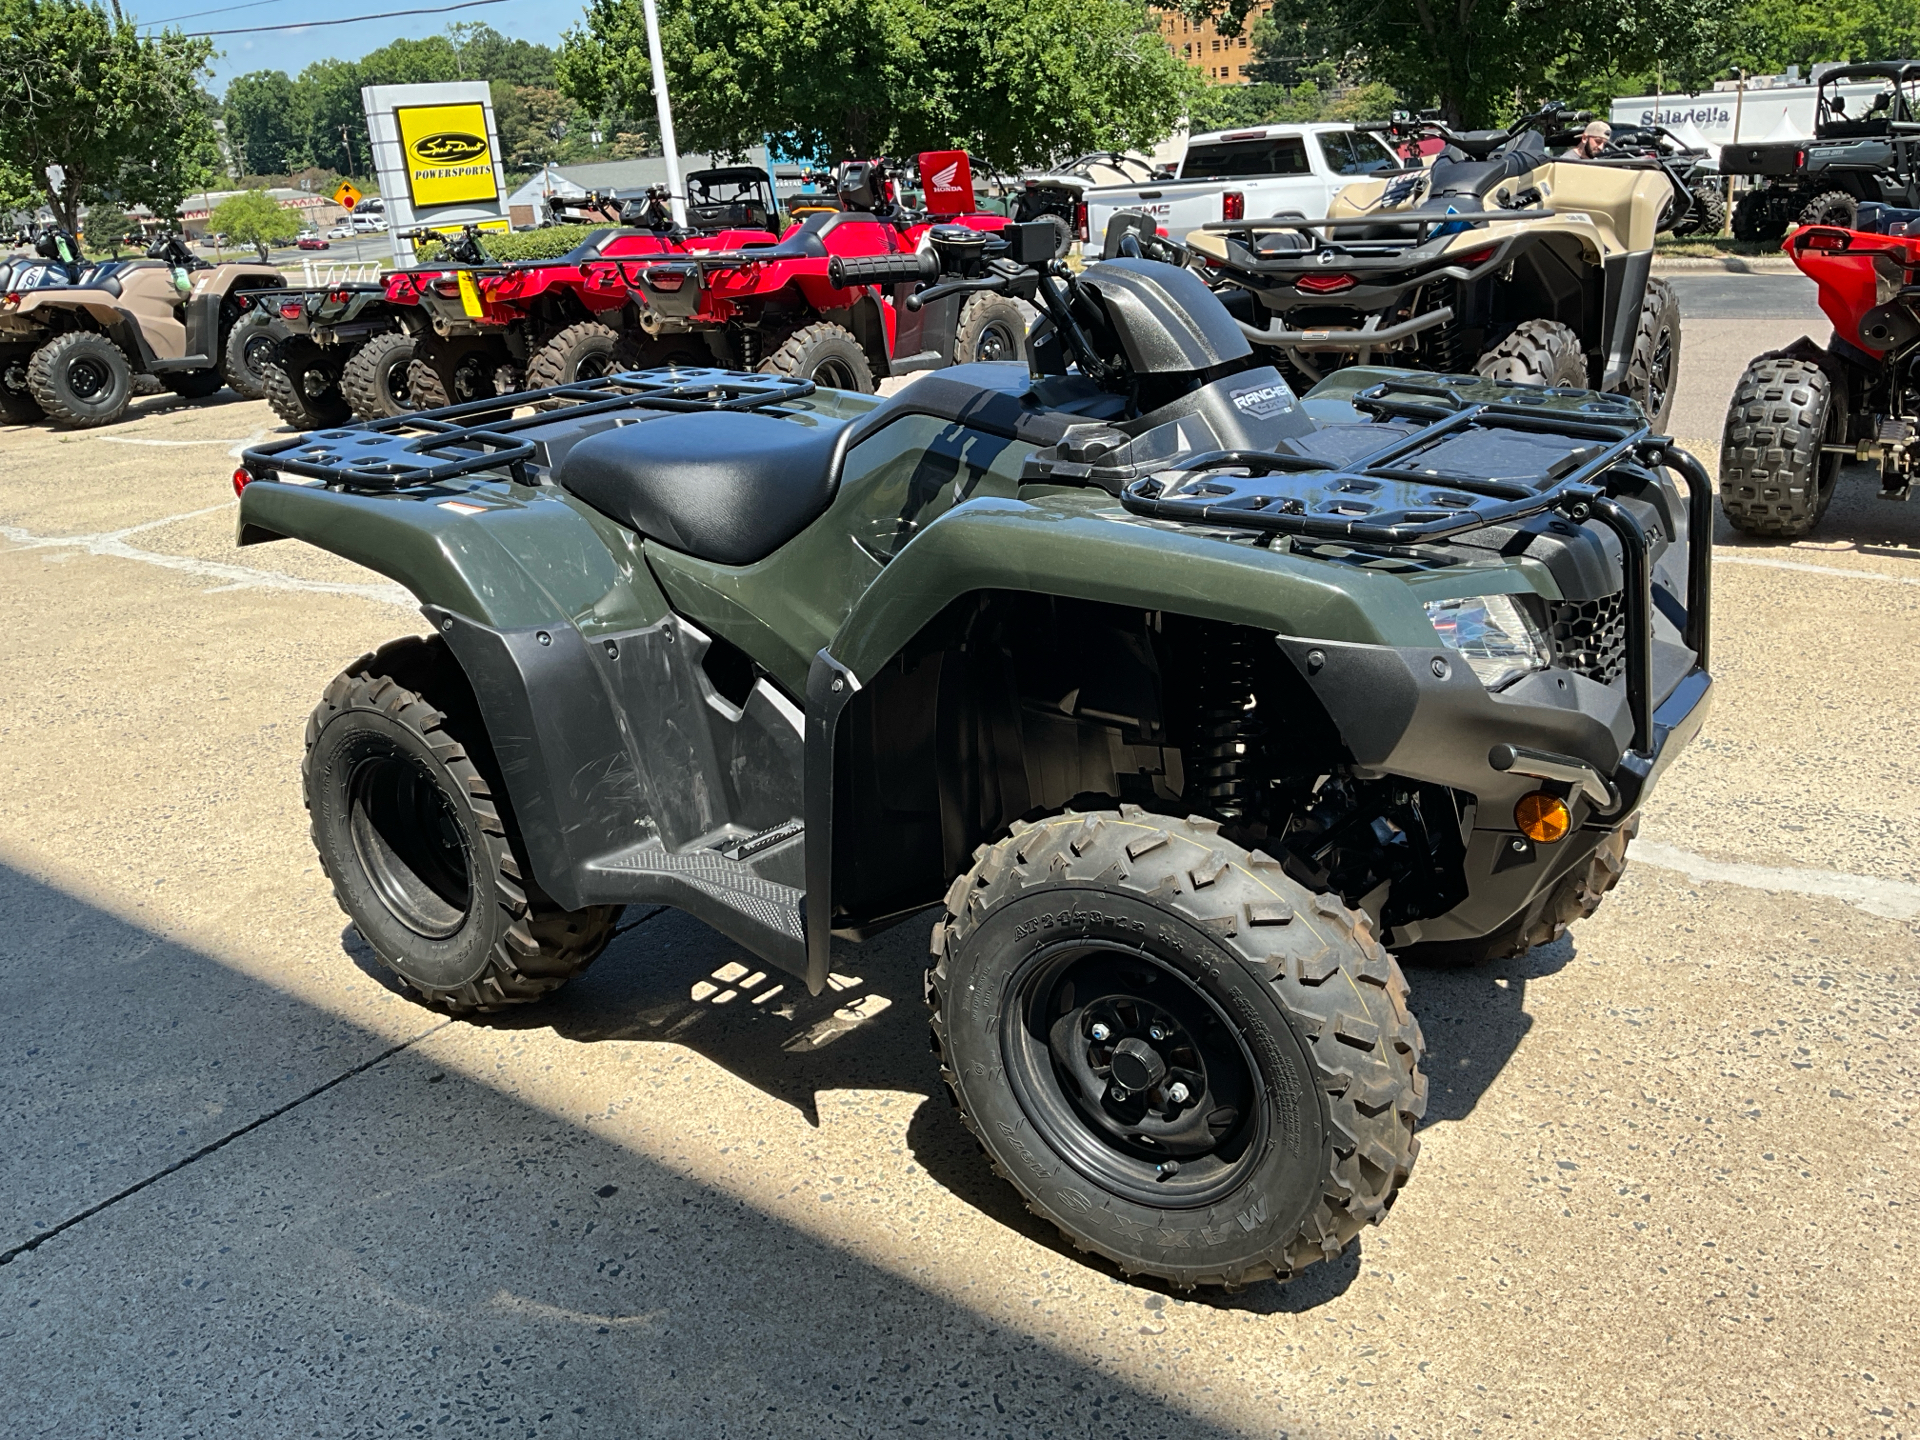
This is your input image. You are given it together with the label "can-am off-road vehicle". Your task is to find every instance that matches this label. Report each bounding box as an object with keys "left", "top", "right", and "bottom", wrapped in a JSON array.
[
  {"left": 232, "top": 220, "right": 1712, "bottom": 1289},
  {"left": 1605, "top": 124, "right": 1726, "bottom": 237},
  {"left": 0, "top": 233, "right": 283, "bottom": 427},
  {"left": 1723, "top": 61, "right": 1920, "bottom": 239},
  {"left": 1183, "top": 105, "right": 1683, "bottom": 431},
  {"left": 1720, "top": 205, "right": 1920, "bottom": 534}
]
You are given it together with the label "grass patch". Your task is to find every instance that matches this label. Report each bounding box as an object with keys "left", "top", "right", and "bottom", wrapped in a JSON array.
[
  {"left": 415, "top": 225, "right": 604, "bottom": 264},
  {"left": 1655, "top": 235, "right": 1782, "bottom": 259}
]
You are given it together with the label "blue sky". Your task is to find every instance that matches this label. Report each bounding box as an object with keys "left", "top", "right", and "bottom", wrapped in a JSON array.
[{"left": 134, "top": 0, "right": 573, "bottom": 95}]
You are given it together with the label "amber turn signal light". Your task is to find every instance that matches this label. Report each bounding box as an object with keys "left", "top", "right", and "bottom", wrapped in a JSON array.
[{"left": 1515, "top": 792, "right": 1570, "bottom": 844}]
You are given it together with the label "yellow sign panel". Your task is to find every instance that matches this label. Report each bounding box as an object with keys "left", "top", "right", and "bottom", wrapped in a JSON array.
[
  {"left": 394, "top": 102, "right": 499, "bottom": 208},
  {"left": 332, "top": 179, "right": 362, "bottom": 210},
  {"left": 456, "top": 270, "right": 484, "bottom": 318}
]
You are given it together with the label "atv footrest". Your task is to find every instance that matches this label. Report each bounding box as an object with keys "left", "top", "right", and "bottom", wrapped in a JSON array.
[{"left": 585, "top": 842, "right": 808, "bottom": 974}]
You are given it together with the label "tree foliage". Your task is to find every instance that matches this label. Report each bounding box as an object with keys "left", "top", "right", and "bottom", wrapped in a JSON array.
[
  {"left": 558, "top": 0, "right": 1197, "bottom": 169},
  {"left": 210, "top": 188, "right": 301, "bottom": 260},
  {"left": 221, "top": 25, "right": 651, "bottom": 186},
  {"left": 82, "top": 197, "right": 133, "bottom": 255},
  {"left": 0, "top": 0, "right": 221, "bottom": 231}
]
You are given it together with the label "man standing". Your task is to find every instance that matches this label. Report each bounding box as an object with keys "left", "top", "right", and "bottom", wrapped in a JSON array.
[{"left": 1568, "top": 120, "right": 1613, "bottom": 158}]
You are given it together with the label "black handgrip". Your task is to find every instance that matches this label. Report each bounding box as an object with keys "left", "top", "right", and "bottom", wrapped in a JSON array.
[{"left": 827, "top": 250, "right": 940, "bottom": 288}]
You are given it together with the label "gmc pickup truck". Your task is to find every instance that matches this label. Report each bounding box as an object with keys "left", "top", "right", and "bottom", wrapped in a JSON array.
[{"left": 1082, "top": 123, "right": 1407, "bottom": 247}]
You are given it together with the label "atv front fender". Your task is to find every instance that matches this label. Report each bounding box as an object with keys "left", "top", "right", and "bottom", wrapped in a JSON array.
[{"left": 828, "top": 493, "right": 1442, "bottom": 682}]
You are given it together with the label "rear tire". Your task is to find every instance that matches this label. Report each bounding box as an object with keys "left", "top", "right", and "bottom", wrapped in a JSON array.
[
  {"left": 304, "top": 636, "right": 622, "bottom": 1014},
  {"left": 221, "top": 309, "right": 282, "bottom": 400},
  {"left": 1627, "top": 277, "right": 1681, "bottom": 431},
  {"left": 954, "top": 293, "right": 1029, "bottom": 365},
  {"left": 407, "top": 338, "right": 511, "bottom": 412},
  {"left": 1719, "top": 353, "right": 1843, "bottom": 538},
  {"left": 26, "top": 331, "right": 132, "bottom": 428},
  {"left": 1732, "top": 189, "right": 1786, "bottom": 242},
  {"left": 1679, "top": 182, "right": 1726, "bottom": 237},
  {"left": 759, "top": 321, "right": 874, "bottom": 392},
  {"left": 1475, "top": 319, "right": 1587, "bottom": 390},
  {"left": 525, "top": 321, "right": 631, "bottom": 390},
  {"left": 929, "top": 807, "right": 1424, "bottom": 1288},
  {"left": 263, "top": 337, "right": 352, "bottom": 429},
  {"left": 0, "top": 345, "right": 43, "bottom": 423},
  {"left": 1797, "top": 190, "right": 1858, "bottom": 230},
  {"left": 339, "top": 331, "right": 418, "bottom": 418}
]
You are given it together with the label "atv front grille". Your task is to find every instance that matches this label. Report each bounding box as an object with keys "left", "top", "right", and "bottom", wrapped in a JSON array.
[{"left": 1548, "top": 592, "right": 1627, "bottom": 685}]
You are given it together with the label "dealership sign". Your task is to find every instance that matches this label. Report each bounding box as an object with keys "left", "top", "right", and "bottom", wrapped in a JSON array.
[{"left": 362, "top": 82, "right": 510, "bottom": 265}]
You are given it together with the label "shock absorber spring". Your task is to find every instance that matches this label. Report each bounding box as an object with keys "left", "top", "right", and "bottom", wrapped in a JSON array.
[
  {"left": 1196, "top": 631, "right": 1260, "bottom": 818},
  {"left": 732, "top": 328, "right": 763, "bottom": 372}
]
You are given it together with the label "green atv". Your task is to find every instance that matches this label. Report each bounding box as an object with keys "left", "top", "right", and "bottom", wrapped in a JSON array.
[{"left": 235, "top": 221, "right": 1713, "bottom": 1289}]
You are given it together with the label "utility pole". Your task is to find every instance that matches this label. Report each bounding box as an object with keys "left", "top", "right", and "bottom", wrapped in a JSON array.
[
  {"left": 341, "top": 124, "right": 356, "bottom": 180},
  {"left": 640, "top": 0, "right": 687, "bottom": 228}
]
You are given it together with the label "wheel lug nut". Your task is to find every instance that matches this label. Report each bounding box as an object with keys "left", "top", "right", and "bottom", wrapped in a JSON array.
[
  {"left": 1148, "top": 1024, "right": 1169, "bottom": 1041},
  {"left": 1089, "top": 1022, "right": 1112, "bottom": 1042},
  {"left": 1167, "top": 1081, "right": 1189, "bottom": 1104}
]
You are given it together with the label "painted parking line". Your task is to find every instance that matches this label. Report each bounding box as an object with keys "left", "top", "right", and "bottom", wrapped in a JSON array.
[
  {"left": 1634, "top": 840, "right": 1920, "bottom": 920},
  {"left": 1714, "top": 552, "right": 1920, "bottom": 587}
]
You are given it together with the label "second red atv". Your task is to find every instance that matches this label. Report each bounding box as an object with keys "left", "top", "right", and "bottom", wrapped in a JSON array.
[{"left": 1720, "top": 204, "right": 1920, "bottom": 536}]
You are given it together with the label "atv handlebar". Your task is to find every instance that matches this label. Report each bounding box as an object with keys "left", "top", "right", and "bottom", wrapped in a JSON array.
[{"left": 826, "top": 250, "right": 941, "bottom": 288}]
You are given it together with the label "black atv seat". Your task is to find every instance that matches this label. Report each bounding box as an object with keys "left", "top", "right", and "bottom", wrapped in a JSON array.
[{"left": 555, "top": 411, "right": 843, "bottom": 566}]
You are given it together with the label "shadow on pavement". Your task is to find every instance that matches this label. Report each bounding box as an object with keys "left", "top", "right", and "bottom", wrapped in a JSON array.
[{"left": 2, "top": 864, "right": 1259, "bottom": 1437}]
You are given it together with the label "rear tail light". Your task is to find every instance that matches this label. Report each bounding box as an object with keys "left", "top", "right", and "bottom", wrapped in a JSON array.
[
  {"left": 3, "top": 292, "right": 19, "bottom": 307},
  {"left": 326, "top": 289, "right": 351, "bottom": 303},
  {"left": 1800, "top": 228, "right": 1853, "bottom": 251},
  {"left": 1796, "top": 149, "right": 1807, "bottom": 170},
  {"left": 1296, "top": 272, "right": 1356, "bottom": 293},
  {"left": 1223, "top": 190, "right": 1245, "bottom": 222},
  {"left": 644, "top": 266, "right": 689, "bottom": 293},
  {"left": 279, "top": 302, "right": 303, "bottom": 319},
  {"left": 1455, "top": 246, "right": 1499, "bottom": 266},
  {"left": 1074, "top": 202, "right": 1088, "bottom": 242},
  {"left": 232, "top": 467, "right": 254, "bottom": 497},
  {"left": 431, "top": 277, "right": 460, "bottom": 296}
]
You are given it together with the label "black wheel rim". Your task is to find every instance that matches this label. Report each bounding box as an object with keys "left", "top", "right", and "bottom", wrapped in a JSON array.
[
  {"left": 1646, "top": 324, "right": 1673, "bottom": 419},
  {"left": 347, "top": 750, "right": 472, "bottom": 939},
  {"left": 1001, "top": 939, "right": 1267, "bottom": 1208},
  {"left": 300, "top": 366, "right": 332, "bottom": 399},
  {"left": 810, "top": 355, "right": 861, "bottom": 390},
  {"left": 241, "top": 330, "right": 277, "bottom": 375},
  {"left": 383, "top": 356, "right": 417, "bottom": 409},
  {"left": 575, "top": 348, "right": 619, "bottom": 382},
  {"left": 68, "top": 356, "right": 110, "bottom": 399},
  {"left": 975, "top": 321, "right": 1016, "bottom": 362}
]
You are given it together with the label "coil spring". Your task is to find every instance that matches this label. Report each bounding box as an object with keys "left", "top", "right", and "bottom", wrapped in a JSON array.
[
  {"left": 1196, "top": 631, "right": 1259, "bottom": 818},
  {"left": 732, "top": 329, "right": 763, "bottom": 372}
]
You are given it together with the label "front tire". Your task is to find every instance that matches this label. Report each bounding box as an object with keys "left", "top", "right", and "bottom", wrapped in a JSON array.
[
  {"left": 928, "top": 808, "right": 1425, "bottom": 1288},
  {"left": 1627, "top": 277, "right": 1681, "bottom": 431},
  {"left": 27, "top": 331, "right": 133, "bottom": 428},
  {"left": 759, "top": 321, "right": 874, "bottom": 392},
  {"left": 1719, "top": 353, "right": 1843, "bottom": 538},
  {"left": 1732, "top": 189, "right": 1786, "bottom": 242},
  {"left": 221, "top": 309, "right": 282, "bottom": 399},
  {"left": 1475, "top": 318, "right": 1587, "bottom": 390},
  {"left": 339, "top": 331, "right": 418, "bottom": 418},
  {"left": 1398, "top": 825, "right": 1633, "bottom": 966},
  {"left": 304, "top": 637, "right": 621, "bottom": 1014},
  {"left": 525, "top": 321, "right": 630, "bottom": 390},
  {"left": 954, "top": 293, "right": 1029, "bottom": 364}
]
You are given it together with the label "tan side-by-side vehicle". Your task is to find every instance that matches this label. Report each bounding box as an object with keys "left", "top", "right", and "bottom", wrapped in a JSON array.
[
  {"left": 1179, "top": 107, "right": 1683, "bottom": 431},
  {"left": 0, "top": 235, "right": 284, "bottom": 428}
]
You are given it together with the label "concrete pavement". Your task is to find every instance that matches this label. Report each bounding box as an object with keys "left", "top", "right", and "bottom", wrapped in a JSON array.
[{"left": 1, "top": 276, "right": 1915, "bottom": 1438}]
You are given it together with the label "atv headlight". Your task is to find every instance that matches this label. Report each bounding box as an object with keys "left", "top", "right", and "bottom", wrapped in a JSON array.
[{"left": 1424, "top": 594, "right": 1550, "bottom": 691}]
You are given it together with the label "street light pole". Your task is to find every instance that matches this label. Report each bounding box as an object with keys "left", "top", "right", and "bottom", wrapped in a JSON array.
[{"left": 640, "top": 0, "right": 688, "bottom": 228}]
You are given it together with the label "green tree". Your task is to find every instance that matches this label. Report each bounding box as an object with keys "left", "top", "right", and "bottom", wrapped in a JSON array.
[
  {"left": 1729, "top": 0, "right": 1920, "bottom": 75},
  {"left": 83, "top": 198, "right": 133, "bottom": 255},
  {"left": 225, "top": 70, "right": 301, "bottom": 177},
  {"left": 559, "top": 0, "right": 1195, "bottom": 168},
  {"left": 0, "top": 0, "right": 220, "bottom": 231},
  {"left": 211, "top": 187, "right": 300, "bottom": 260}
]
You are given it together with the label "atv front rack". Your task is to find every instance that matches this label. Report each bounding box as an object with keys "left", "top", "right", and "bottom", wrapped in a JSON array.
[
  {"left": 1121, "top": 375, "right": 1714, "bottom": 753},
  {"left": 240, "top": 368, "right": 816, "bottom": 492}
]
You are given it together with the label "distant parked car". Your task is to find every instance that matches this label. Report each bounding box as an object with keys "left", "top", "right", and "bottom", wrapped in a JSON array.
[
  {"left": 326, "top": 224, "right": 353, "bottom": 239},
  {"left": 297, "top": 235, "right": 330, "bottom": 250}
]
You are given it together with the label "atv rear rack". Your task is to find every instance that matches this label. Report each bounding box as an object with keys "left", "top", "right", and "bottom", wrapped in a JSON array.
[
  {"left": 240, "top": 368, "right": 816, "bottom": 493},
  {"left": 1121, "top": 375, "right": 1714, "bottom": 753}
]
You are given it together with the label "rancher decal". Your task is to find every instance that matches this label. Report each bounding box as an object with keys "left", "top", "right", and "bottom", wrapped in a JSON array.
[{"left": 394, "top": 103, "right": 500, "bottom": 207}]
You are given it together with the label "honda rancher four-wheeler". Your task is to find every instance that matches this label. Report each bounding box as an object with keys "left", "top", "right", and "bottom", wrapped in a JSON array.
[
  {"left": 258, "top": 281, "right": 430, "bottom": 429},
  {"left": 1184, "top": 106, "right": 1683, "bottom": 431},
  {"left": 1721, "top": 206, "right": 1920, "bottom": 535},
  {"left": 232, "top": 220, "right": 1712, "bottom": 1289},
  {"left": 1723, "top": 62, "right": 1920, "bottom": 239},
  {"left": 0, "top": 233, "right": 283, "bottom": 427}
]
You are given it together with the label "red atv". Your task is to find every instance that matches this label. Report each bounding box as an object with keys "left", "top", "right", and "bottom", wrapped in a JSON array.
[
  {"left": 571, "top": 152, "right": 1027, "bottom": 390},
  {"left": 1721, "top": 204, "right": 1920, "bottom": 536}
]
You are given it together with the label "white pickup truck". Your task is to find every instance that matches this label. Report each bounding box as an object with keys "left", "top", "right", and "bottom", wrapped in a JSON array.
[{"left": 1082, "top": 123, "right": 1406, "bottom": 249}]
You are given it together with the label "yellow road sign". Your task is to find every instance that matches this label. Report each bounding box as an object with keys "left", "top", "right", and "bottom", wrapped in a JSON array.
[{"left": 333, "top": 179, "right": 363, "bottom": 210}]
